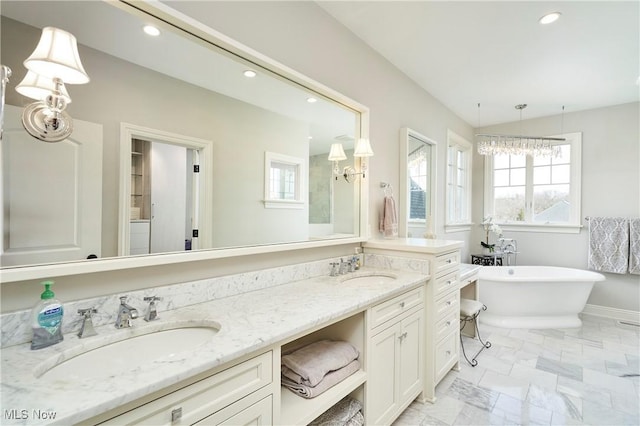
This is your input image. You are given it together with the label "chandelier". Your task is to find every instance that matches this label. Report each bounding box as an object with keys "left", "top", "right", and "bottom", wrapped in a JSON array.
[{"left": 476, "top": 104, "right": 565, "bottom": 158}]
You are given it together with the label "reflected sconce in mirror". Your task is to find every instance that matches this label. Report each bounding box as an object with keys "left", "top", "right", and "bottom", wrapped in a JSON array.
[
  {"left": 343, "top": 138, "right": 374, "bottom": 183},
  {"left": 327, "top": 143, "right": 347, "bottom": 180},
  {"left": 16, "top": 27, "right": 89, "bottom": 143}
]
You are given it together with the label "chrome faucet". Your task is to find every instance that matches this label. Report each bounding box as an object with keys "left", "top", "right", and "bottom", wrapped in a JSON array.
[
  {"left": 143, "top": 296, "right": 162, "bottom": 322},
  {"left": 115, "top": 296, "right": 138, "bottom": 328},
  {"left": 497, "top": 238, "right": 518, "bottom": 266},
  {"left": 339, "top": 258, "right": 348, "bottom": 275},
  {"left": 330, "top": 262, "right": 339, "bottom": 277},
  {"left": 77, "top": 307, "right": 97, "bottom": 338}
]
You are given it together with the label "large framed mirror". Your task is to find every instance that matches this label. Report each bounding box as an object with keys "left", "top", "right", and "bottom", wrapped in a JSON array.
[
  {"left": 399, "top": 127, "right": 437, "bottom": 238},
  {"left": 0, "top": 0, "right": 369, "bottom": 281}
]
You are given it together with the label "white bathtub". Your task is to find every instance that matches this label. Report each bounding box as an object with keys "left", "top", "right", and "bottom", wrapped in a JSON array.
[{"left": 478, "top": 266, "right": 605, "bottom": 329}]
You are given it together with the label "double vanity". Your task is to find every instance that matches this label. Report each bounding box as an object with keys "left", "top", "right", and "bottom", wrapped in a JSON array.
[{"left": 0, "top": 239, "right": 474, "bottom": 426}]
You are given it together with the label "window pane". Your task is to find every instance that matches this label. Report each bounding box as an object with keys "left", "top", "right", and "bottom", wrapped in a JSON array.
[
  {"left": 510, "top": 168, "right": 526, "bottom": 186},
  {"left": 552, "top": 164, "right": 570, "bottom": 184},
  {"left": 510, "top": 154, "right": 526, "bottom": 168},
  {"left": 533, "top": 155, "right": 551, "bottom": 167},
  {"left": 534, "top": 166, "right": 551, "bottom": 184},
  {"left": 494, "top": 154, "right": 509, "bottom": 169},
  {"left": 494, "top": 169, "right": 509, "bottom": 186},
  {"left": 533, "top": 184, "right": 570, "bottom": 222},
  {"left": 494, "top": 187, "right": 526, "bottom": 221},
  {"left": 410, "top": 188, "right": 426, "bottom": 219}
]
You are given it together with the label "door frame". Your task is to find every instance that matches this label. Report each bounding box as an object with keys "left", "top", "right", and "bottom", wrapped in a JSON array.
[{"left": 118, "top": 123, "right": 213, "bottom": 256}]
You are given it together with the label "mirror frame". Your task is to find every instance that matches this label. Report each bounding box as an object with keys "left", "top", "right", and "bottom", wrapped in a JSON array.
[
  {"left": 399, "top": 127, "right": 437, "bottom": 238},
  {"left": 0, "top": 0, "right": 370, "bottom": 284}
]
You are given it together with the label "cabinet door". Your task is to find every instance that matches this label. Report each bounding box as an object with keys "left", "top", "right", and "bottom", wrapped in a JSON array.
[
  {"left": 399, "top": 310, "right": 423, "bottom": 403},
  {"left": 367, "top": 323, "right": 400, "bottom": 425}
]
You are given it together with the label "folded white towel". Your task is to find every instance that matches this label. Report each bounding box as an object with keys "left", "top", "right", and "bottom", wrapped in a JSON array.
[
  {"left": 588, "top": 217, "right": 629, "bottom": 274},
  {"left": 629, "top": 219, "right": 640, "bottom": 275},
  {"left": 281, "top": 340, "right": 359, "bottom": 387},
  {"left": 281, "top": 359, "right": 360, "bottom": 399}
]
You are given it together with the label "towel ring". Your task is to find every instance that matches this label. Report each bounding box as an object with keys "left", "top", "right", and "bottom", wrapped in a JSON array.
[{"left": 380, "top": 182, "right": 393, "bottom": 197}]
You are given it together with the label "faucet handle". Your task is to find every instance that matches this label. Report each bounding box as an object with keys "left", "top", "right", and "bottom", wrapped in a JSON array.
[
  {"left": 119, "top": 295, "right": 128, "bottom": 304},
  {"left": 144, "top": 296, "right": 162, "bottom": 303},
  {"left": 78, "top": 307, "right": 97, "bottom": 317}
]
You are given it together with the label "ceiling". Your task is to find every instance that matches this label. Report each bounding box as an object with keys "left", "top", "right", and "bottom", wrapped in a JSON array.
[{"left": 318, "top": 1, "right": 640, "bottom": 127}]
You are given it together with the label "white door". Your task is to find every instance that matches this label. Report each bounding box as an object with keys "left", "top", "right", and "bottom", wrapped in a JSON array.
[
  {"left": 149, "top": 141, "right": 186, "bottom": 253},
  {"left": 1, "top": 105, "right": 103, "bottom": 266}
]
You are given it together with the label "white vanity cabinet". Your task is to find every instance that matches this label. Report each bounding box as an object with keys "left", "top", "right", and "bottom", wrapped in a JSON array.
[
  {"left": 91, "top": 351, "right": 274, "bottom": 425},
  {"left": 363, "top": 238, "right": 463, "bottom": 403},
  {"left": 366, "top": 287, "right": 424, "bottom": 425}
]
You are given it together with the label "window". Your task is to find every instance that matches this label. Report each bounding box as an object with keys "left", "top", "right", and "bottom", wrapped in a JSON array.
[
  {"left": 446, "top": 131, "right": 472, "bottom": 230},
  {"left": 483, "top": 132, "right": 582, "bottom": 233},
  {"left": 264, "top": 152, "right": 305, "bottom": 209}
]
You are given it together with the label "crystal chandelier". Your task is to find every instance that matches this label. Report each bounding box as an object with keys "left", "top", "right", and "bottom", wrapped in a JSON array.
[{"left": 476, "top": 104, "right": 565, "bottom": 158}]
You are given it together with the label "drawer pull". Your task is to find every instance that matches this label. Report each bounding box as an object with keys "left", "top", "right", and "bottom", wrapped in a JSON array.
[
  {"left": 446, "top": 300, "right": 452, "bottom": 306},
  {"left": 398, "top": 331, "right": 408, "bottom": 341},
  {"left": 399, "top": 301, "right": 405, "bottom": 308},
  {"left": 446, "top": 350, "right": 451, "bottom": 356},
  {"left": 171, "top": 407, "right": 182, "bottom": 423},
  {"left": 447, "top": 280, "right": 452, "bottom": 285},
  {"left": 446, "top": 321, "right": 451, "bottom": 326},
  {"left": 446, "top": 259, "right": 452, "bottom": 264}
]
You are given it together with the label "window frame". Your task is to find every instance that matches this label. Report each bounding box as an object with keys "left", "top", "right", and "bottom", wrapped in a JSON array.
[
  {"left": 445, "top": 130, "right": 473, "bottom": 232},
  {"left": 483, "top": 132, "right": 582, "bottom": 234},
  {"left": 263, "top": 151, "right": 306, "bottom": 209}
]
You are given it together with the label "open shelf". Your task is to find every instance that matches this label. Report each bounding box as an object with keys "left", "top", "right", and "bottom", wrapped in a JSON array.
[{"left": 280, "top": 370, "right": 366, "bottom": 426}]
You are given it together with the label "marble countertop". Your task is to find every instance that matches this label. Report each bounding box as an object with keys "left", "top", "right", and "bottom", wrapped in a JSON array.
[
  {"left": 0, "top": 268, "right": 427, "bottom": 425},
  {"left": 364, "top": 238, "right": 463, "bottom": 254},
  {"left": 459, "top": 263, "right": 482, "bottom": 281}
]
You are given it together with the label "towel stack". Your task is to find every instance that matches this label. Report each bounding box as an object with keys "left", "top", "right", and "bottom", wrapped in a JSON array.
[
  {"left": 310, "top": 397, "right": 364, "bottom": 426},
  {"left": 281, "top": 340, "right": 360, "bottom": 399}
]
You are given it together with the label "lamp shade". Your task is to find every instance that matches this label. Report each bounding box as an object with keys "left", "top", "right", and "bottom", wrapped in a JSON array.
[
  {"left": 327, "top": 143, "right": 347, "bottom": 161},
  {"left": 354, "top": 138, "right": 374, "bottom": 157},
  {"left": 16, "top": 71, "right": 71, "bottom": 103},
  {"left": 24, "top": 27, "right": 89, "bottom": 84}
]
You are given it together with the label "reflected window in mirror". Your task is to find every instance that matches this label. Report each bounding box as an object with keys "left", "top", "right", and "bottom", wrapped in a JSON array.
[
  {"left": 445, "top": 130, "right": 472, "bottom": 231},
  {"left": 264, "top": 152, "right": 306, "bottom": 209}
]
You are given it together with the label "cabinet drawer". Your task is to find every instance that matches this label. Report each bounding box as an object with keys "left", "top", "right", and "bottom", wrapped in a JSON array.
[
  {"left": 435, "top": 332, "right": 458, "bottom": 383},
  {"left": 435, "top": 291, "right": 459, "bottom": 320},
  {"left": 435, "top": 310, "right": 459, "bottom": 342},
  {"left": 100, "top": 351, "right": 273, "bottom": 425},
  {"left": 434, "top": 251, "right": 460, "bottom": 276},
  {"left": 434, "top": 270, "right": 458, "bottom": 296},
  {"left": 369, "top": 287, "right": 424, "bottom": 330}
]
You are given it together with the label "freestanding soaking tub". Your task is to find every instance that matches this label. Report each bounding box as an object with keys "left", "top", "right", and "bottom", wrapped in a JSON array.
[{"left": 478, "top": 266, "right": 606, "bottom": 329}]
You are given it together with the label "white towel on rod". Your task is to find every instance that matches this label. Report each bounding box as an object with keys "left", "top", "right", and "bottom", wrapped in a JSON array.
[
  {"left": 629, "top": 218, "right": 640, "bottom": 275},
  {"left": 379, "top": 195, "right": 398, "bottom": 238},
  {"left": 588, "top": 217, "right": 629, "bottom": 274}
]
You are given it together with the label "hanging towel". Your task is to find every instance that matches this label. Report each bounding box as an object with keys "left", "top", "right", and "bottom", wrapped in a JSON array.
[
  {"left": 588, "top": 217, "right": 629, "bottom": 274},
  {"left": 281, "top": 340, "right": 359, "bottom": 387},
  {"left": 379, "top": 195, "right": 398, "bottom": 238},
  {"left": 629, "top": 219, "right": 640, "bottom": 275}
]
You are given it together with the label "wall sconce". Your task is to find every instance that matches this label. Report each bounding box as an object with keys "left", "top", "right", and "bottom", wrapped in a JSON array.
[
  {"left": 17, "top": 27, "right": 89, "bottom": 143},
  {"left": 327, "top": 143, "right": 347, "bottom": 180},
  {"left": 343, "top": 138, "right": 374, "bottom": 183}
]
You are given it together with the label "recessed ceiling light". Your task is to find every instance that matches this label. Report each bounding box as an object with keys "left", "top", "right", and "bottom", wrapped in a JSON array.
[
  {"left": 307, "top": 97, "right": 317, "bottom": 103},
  {"left": 243, "top": 70, "right": 257, "bottom": 78},
  {"left": 539, "top": 12, "right": 561, "bottom": 25},
  {"left": 143, "top": 25, "right": 161, "bottom": 36}
]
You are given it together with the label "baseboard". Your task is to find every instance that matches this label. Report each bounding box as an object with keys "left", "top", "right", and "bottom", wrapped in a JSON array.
[{"left": 582, "top": 304, "right": 640, "bottom": 324}]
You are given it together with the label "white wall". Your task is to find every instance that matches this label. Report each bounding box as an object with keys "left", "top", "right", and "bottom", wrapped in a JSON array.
[{"left": 473, "top": 102, "right": 640, "bottom": 311}]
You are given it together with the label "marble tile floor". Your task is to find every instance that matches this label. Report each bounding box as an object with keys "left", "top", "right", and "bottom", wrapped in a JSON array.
[{"left": 393, "top": 314, "right": 640, "bottom": 426}]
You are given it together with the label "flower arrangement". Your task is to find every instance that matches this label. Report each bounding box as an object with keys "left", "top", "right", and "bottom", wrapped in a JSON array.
[{"left": 481, "top": 216, "right": 503, "bottom": 252}]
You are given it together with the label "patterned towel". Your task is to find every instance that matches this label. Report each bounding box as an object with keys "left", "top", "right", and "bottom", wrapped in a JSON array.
[
  {"left": 588, "top": 217, "right": 629, "bottom": 274},
  {"left": 629, "top": 219, "right": 640, "bottom": 275}
]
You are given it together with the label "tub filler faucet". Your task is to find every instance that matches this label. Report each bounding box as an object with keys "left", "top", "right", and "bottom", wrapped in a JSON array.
[
  {"left": 115, "top": 296, "right": 139, "bottom": 328},
  {"left": 497, "top": 238, "right": 518, "bottom": 266}
]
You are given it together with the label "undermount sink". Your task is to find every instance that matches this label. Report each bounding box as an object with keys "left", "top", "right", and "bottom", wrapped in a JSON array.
[
  {"left": 37, "top": 321, "right": 220, "bottom": 381},
  {"left": 339, "top": 272, "right": 398, "bottom": 285}
]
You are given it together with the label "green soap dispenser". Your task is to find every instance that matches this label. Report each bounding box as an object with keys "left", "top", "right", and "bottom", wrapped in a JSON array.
[{"left": 30, "top": 281, "right": 64, "bottom": 350}]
